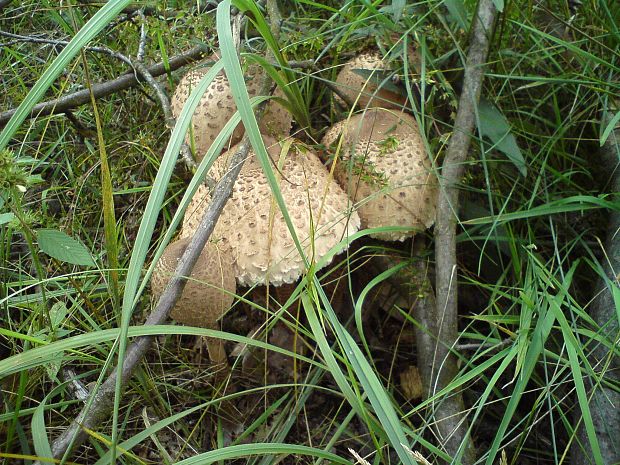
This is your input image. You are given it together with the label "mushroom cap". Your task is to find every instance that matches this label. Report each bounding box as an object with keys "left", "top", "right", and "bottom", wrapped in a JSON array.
[
  {"left": 170, "top": 63, "right": 293, "bottom": 161},
  {"left": 151, "top": 238, "right": 236, "bottom": 327},
  {"left": 334, "top": 52, "right": 408, "bottom": 110},
  {"left": 321, "top": 109, "right": 437, "bottom": 241},
  {"left": 181, "top": 137, "right": 361, "bottom": 286}
]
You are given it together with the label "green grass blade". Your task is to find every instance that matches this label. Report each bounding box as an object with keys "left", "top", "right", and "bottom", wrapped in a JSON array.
[
  {"left": 109, "top": 59, "right": 225, "bottom": 463},
  {"left": 232, "top": 0, "right": 309, "bottom": 129},
  {"left": 175, "top": 443, "right": 353, "bottom": 465},
  {"left": 301, "top": 293, "right": 373, "bottom": 424},
  {"left": 216, "top": 0, "right": 306, "bottom": 265},
  {"left": 0, "top": 0, "right": 133, "bottom": 150},
  {"left": 354, "top": 261, "right": 409, "bottom": 359},
  {"left": 464, "top": 195, "right": 619, "bottom": 225},
  {"left": 0, "top": 325, "right": 323, "bottom": 380},
  {"left": 312, "top": 281, "right": 418, "bottom": 465}
]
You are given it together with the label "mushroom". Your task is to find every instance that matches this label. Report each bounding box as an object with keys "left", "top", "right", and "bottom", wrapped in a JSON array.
[
  {"left": 151, "top": 238, "right": 236, "bottom": 370},
  {"left": 321, "top": 108, "right": 437, "bottom": 241},
  {"left": 180, "top": 135, "right": 361, "bottom": 287},
  {"left": 333, "top": 52, "right": 408, "bottom": 110},
  {"left": 170, "top": 62, "right": 293, "bottom": 161},
  {"left": 180, "top": 137, "right": 360, "bottom": 382}
]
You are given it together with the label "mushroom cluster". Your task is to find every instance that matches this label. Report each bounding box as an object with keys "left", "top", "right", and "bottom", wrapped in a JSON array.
[
  {"left": 152, "top": 47, "right": 437, "bottom": 373},
  {"left": 181, "top": 135, "right": 360, "bottom": 287}
]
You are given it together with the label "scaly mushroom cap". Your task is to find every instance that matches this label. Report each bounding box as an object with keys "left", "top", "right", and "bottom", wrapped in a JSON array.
[
  {"left": 181, "top": 137, "right": 361, "bottom": 286},
  {"left": 334, "top": 53, "right": 408, "bottom": 110},
  {"left": 170, "top": 64, "right": 293, "bottom": 161},
  {"left": 151, "top": 238, "right": 236, "bottom": 327},
  {"left": 322, "top": 109, "right": 437, "bottom": 241}
]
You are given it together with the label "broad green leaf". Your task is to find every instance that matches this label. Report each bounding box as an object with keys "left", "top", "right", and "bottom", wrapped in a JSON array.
[
  {"left": 49, "top": 301, "right": 68, "bottom": 330},
  {"left": 443, "top": 0, "right": 468, "bottom": 29},
  {"left": 492, "top": 0, "right": 504, "bottom": 12},
  {"left": 478, "top": 98, "right": 526, "bottom": 177},
  {"left": 43, "top": 355, "right": 63, "bottom": 381},
  {"left": 31, "top": 388, "right": 57, "bottom": 461},
  {"left": 351, "top": 68, "right": 405, "bottom": 95},
  {"left": 391, "top": 0, "right": 406, "bottom": 22},
  {"left": 0, "top": 212, "right": 15, "bottom": 225},
  {"left": 36, "top": 229, "right": 95, "bottom": 266}
]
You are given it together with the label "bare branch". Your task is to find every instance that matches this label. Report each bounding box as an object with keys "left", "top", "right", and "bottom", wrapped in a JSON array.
[
  {"left": 0, "top": 45, "right": 209, "bottom": 126},
  {"left": 41, "top": 3, "right": 280, "bottom": 462},
  {"left": 46, "top": 137, "right": 254, "bottom": 463},
  {"left": 133, "top": 60, "right": 175, "bottom": 127},
  {"left": 0, "top": 30, "right": 135, "bottom": 67},
  {"left": 424, "top": 0, "right": 497, "bottom": 463},
  {"left": 136, "top": 10, "right": 148, "bottom": 62}
]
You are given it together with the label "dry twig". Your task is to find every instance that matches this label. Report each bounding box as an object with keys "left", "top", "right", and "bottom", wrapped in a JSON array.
[
  {"left": 38, "top": 4, "right": 278, "bottom": 463},
  {"left": 0, "top": 45, "right": 209, "bottom": 126},
  {"left": 0, "top": 30, "right": 134, "bottom": 66}
]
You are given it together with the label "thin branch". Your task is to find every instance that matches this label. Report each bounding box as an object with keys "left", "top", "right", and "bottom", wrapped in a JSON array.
[
  {"left": 46, "top": 139, "right": 254, "bottom": 463},
  {"left": 41, "top": 5, "right": 280, "bottom": 463},
  {"left": 455, "top": 338, "right": 512, "bottom": 351},
  {"left": 0, "top": 30, "right": 135, "bottom": 67},
  {"left": 75, "top": 0, "right": 215, "bottom": 19},
  {"left": 425, "top": 1, "right": 497, "bottom": 463},
  {"left": 132, "top": 60, "right": 175, "bottom": 127},
  {"left": 0, "top": 45, "right": 208, "bottom": 127},
  {"left": 1, "top": 29, "right": 194, "bottom": 168},
  {"left": 136, "top": 10, "right": 147, "bottom": 62}
]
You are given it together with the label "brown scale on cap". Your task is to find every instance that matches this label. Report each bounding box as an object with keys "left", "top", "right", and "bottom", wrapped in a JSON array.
[
  {"left": 333, "top": 52, "right": 408, "bottom": 110},
  {"left": 151, "top": 238, "right": 236, "bottom": 369},
  {"left": 180, "top": 136, "right": 361, "bottom": 286},
  {"left": 322, "top": 108, "right": 437, "bottom": 241},
  {"left": 170, "top": 63, "right": 293, "bottom": 162}
]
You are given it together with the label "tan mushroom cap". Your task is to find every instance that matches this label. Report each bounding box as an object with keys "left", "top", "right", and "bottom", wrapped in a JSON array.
[
  {"left": 322, "top": 109, "right": 437, "bottom": 241},
  {"left": 170, "top": 64, "right": 293, "bottom": 161},
  {"left": 151, "top": 238, "right": 236, "bottom": 366},
  {"left": 181, "top": 136, "right": 361, "bottom": 286},
  {"left": 334, "top": 52, "right": 408, "bottom": 110}
]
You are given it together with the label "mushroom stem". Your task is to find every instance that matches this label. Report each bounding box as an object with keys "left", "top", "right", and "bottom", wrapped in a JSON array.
[{"left": 205, "top": 336, "right": 228, "bottom": 371}]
